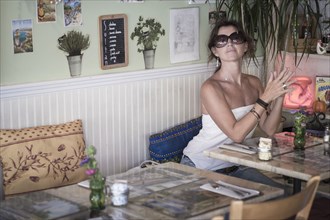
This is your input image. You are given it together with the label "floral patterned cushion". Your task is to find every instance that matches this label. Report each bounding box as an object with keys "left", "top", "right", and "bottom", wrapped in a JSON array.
[{"left": 0, "top": 119, "right": 87, "bottom": 195}]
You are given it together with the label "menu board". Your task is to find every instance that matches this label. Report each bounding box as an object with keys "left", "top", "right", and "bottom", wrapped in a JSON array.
[{"left": 99, "top": 14, "right": 128, "bottom": 69}]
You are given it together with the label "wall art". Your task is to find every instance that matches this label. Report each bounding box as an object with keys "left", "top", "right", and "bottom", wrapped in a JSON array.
[
  {"left": 12, "top": 19, "right": 34, "bottom": 54},
  {"left": 36, "top": 0, "right": 56, "bottom": 23},
  {"left": 99, "top": 14, "right": 128, "bottom": 69},
  {"left": 63, "top": 0, "right": 82, "bottom": 27},
  {"left": 188, "top": 0, "right": 215, "bottom": 4},
  {"left": 170, "top": 7, "right": 200, "bottom": 63},
  {"left": 209, "top": 10, "right": 226, "bottom": 25},
  {"left": 120, "top": 0, "right": 144, "bottom": 3}
]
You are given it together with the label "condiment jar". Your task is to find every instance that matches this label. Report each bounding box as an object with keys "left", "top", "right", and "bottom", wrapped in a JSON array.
[
  {"left": 258, "top": 148, "right": 272, "bottom": 161},
  {"left": 110, "top": 180, "right": 129, "bottom": 206}
]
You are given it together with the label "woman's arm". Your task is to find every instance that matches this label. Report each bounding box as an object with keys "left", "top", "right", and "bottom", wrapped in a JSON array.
[
  {"left": 258, "top": 69, "right": 295, "bottom": 136},
  {"left": 201, "top": 69, "right": 294, "bottom": 142},
  {"left": 201, "top": 80, "right": 265, "bottom": 143}
]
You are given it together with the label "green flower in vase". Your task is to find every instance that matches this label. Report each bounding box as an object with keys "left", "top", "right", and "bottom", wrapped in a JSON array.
[
  {"left": 293, "top": 110, "right": 308, "bottom": 150},
  {"left": 80, "top": 145, "right": 105, "bottom": 211}
]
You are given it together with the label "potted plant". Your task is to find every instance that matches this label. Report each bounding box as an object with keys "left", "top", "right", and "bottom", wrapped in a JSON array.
[
  {"left": 57, "top": 30, "right": 90, "bottom": 77},
  {"left": 214, "top": 0, "right": 323, "bottom": 84},
  {"left": 130, "top": 16, "right": 165, "bottom": 69}
]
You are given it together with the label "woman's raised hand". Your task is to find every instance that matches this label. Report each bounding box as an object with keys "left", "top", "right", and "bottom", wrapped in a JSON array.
[{"left": 261, "top": 68, "right": 296, "bottom": 103}]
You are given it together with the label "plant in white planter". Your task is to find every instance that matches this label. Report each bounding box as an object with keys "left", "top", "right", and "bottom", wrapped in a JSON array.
[
  {"left": 57, "top": 30, "right": 90, "bottom": 77},
  {"left": 130, "top": 16, "right": 165, "bottom": 69}
]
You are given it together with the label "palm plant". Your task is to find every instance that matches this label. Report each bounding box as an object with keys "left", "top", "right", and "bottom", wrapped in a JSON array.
[{"left": 214, "top": 0, "right": 322, "bottom": 84}]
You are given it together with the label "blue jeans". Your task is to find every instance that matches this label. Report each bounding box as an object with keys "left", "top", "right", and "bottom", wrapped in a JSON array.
[
  {"left": 181, "top": 155, "right": 288, "bottom": 220},
  {"left": 180, "top": 155, "right": 287, "bottom": 193}
]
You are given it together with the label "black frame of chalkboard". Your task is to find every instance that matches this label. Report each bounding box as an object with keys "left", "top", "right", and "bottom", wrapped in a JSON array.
[{"left": 99, "top": 14, "right": 128, "bottom": 70}]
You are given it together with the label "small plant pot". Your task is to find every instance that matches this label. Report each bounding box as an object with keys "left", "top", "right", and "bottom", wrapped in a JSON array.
[
  {"left": 143, "top": 49, "right": 155, "bottom": 69},
  {"left": 67, "top": 54, "right": 83, "bottom": 77}
]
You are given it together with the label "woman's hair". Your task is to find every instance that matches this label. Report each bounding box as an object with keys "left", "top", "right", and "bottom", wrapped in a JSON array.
[{"left": 207, "top": 20, "right": 255, "bottom": 70}]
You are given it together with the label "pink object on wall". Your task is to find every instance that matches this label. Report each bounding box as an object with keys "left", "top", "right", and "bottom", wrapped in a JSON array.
[{"left": 283, "top": 76, "right": 314, "bottom": 110}]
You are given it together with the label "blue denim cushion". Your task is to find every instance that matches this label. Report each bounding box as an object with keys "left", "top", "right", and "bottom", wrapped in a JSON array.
[{"left": 149, "top": 116, "right": 202, "bottom": 163}]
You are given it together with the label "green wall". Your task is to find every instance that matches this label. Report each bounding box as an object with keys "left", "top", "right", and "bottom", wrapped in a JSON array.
[{"left": 0, "top": 0, "right": 216, "bottom": 86}]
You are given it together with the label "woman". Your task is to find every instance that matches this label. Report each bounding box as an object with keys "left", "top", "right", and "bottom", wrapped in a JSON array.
[{"left": 180, "top": 20, "right": 295, "bottom": 187}]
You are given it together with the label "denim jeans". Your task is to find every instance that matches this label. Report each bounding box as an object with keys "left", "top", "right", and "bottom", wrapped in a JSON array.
[
  {"left": 180, "top": 155, "right": 287, "bottom": 193},
  {"left": 180, "top": 155, "right": 196, "bottom": 167},
  {"left": 181, "top": 155, "right": 288, "bottom": 220}
]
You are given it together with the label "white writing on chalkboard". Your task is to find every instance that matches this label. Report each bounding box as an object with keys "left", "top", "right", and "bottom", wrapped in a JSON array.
[{"left": 99, "top": 14, "right": 128, "bottom": 69}]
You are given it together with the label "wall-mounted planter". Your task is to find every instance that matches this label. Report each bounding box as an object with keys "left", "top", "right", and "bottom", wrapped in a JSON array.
[
  {"left": 67, "top": 54, "right": 83, "bottom": 77},
  {"left": 143, "top": 49, "right": 155, "bottom": 69}
]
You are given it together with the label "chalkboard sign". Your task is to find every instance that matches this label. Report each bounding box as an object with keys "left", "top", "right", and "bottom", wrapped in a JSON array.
[{"left": 99, "top": 14, "right": 128, "bottom": 69}]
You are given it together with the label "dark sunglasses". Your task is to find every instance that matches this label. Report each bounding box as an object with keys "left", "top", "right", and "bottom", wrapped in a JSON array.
[{"left": 214, "top": 32, "right": 246, "bottom": 48}]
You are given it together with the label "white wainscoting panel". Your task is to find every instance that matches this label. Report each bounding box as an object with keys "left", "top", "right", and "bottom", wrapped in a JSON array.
[{"left": 0, "top": 64, "right": 214, "bottom": 176}]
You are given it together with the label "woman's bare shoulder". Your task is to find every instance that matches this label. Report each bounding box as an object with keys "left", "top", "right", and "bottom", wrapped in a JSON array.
[
  {"left": 201, "top": 77, "right": 224, "bottom": 91},
  {"left": 243, "top": 73, "right": 262, "bottom": 86}
]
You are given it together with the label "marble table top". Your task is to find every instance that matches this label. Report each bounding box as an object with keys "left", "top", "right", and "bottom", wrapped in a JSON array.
[
  {"left": 1, "top": 162, "right": 283, "bottom": 220},
  {"left": 204, "top": 133, "right": 329, "bottom": 181}
]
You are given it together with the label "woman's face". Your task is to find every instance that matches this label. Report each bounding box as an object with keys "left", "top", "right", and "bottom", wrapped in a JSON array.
[{"left": 212, "top": 25, "right": 248, "bottom": 62}]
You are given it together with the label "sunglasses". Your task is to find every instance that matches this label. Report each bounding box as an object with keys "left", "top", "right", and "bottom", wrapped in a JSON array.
[{"left": 214, "top": 32, "right": 246, "bottom": 48}]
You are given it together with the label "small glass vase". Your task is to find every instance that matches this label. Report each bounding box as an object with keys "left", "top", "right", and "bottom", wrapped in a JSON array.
[
  {"left": 89, "top": 176, "right": 106, "bottom": 211},
  {"left": 293, "top": 115, "right": 306, "bottom": 150}
]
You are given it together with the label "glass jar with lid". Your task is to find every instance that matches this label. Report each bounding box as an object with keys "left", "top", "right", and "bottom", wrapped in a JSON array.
[{"left": 258, "top": 148, "right": 272, "bottom": 161}]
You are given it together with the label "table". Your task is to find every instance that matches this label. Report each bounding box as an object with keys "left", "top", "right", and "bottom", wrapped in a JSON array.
[
  {"left": 204, "top": 132, "right": 330, "bottom": 194},
  {"left": 0, "top": 162, "right": 283, "bottom": 220}
]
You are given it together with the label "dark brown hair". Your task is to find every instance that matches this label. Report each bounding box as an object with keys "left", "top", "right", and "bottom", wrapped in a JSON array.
[{"left": 207, "top": 20, "right": 255, "bottom": 70}]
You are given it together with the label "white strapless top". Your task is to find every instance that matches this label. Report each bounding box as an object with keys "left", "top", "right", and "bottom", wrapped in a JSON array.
[{"left": 183, "top": 105, "right": 255, "bottom": 170}]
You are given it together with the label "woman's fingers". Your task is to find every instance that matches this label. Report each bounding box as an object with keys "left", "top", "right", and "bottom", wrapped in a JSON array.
[
  {"left": 263, "top": 69, "right": 296, "bottom": 101},
  {"left": 267, "top": 71, "right": 275, "bottom": 83},
  {"left": 277, "top": 69, "right": 295, "bottom": 92},
  {"left": 286, "top": 78, "right": 297, "bottom": 87},
  {"left": 280, "top": 84, "right": 295, "bottom": 97},
  {"left": 280, "top": 68, "right": 295, "bottom": 83}
]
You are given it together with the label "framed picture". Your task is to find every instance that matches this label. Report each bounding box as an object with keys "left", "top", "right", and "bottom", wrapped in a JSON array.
[
  {"left": 36, "top": 0, "right": 56, "bottom": 23},
  {"left": 120, "top": 0, "right": 144, "bottom": 3},
  {"left": 188, "top": 0, "right": 215, "bottom": 4},
  {"left": 63, "top": 0, "right": 82, "bottom": 27},
  {"left": 99, "top": 14, "right": 128, "bottom": 69},
  {"left": 209, "top": 10, "right": 226, "bottom": 25},
  {"left": 12, "top": 19, "right": 34, "bottom": 54},
  {"left": 170, "top": 7, "right": 200, "bottom": 64}
]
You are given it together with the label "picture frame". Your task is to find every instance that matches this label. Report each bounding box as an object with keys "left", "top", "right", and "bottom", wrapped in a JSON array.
[
  {"left": 209, "top": 10, "right": 226, "bottom": 25},
  {"left": 120, "top": 0, "right": 144, "bottom": 3},
  {"left": 99, "top": 14, "right": 128, "bottom": 69},
  {"left": 188, "top": 0, "right": 215, "bottom": 4},
  {"left": 12, "top": 19, "right": 34, "bottom": 54},
  {"left": 36, "top": 0, "right": 56, "bottom": 23},
  {"left": 63, "top": 0, "right": 82, "bottom": 27},
  {"left": 169, "top": 7, "right": 200, "bottom": 64}
]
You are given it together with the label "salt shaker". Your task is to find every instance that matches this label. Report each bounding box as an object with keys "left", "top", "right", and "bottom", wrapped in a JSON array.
[
  {"left": 324, "top": 125, "right": 330, "bottom": 156},
  {"left": 324, "top": 125, "right": 330, "bottom": 143}
]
